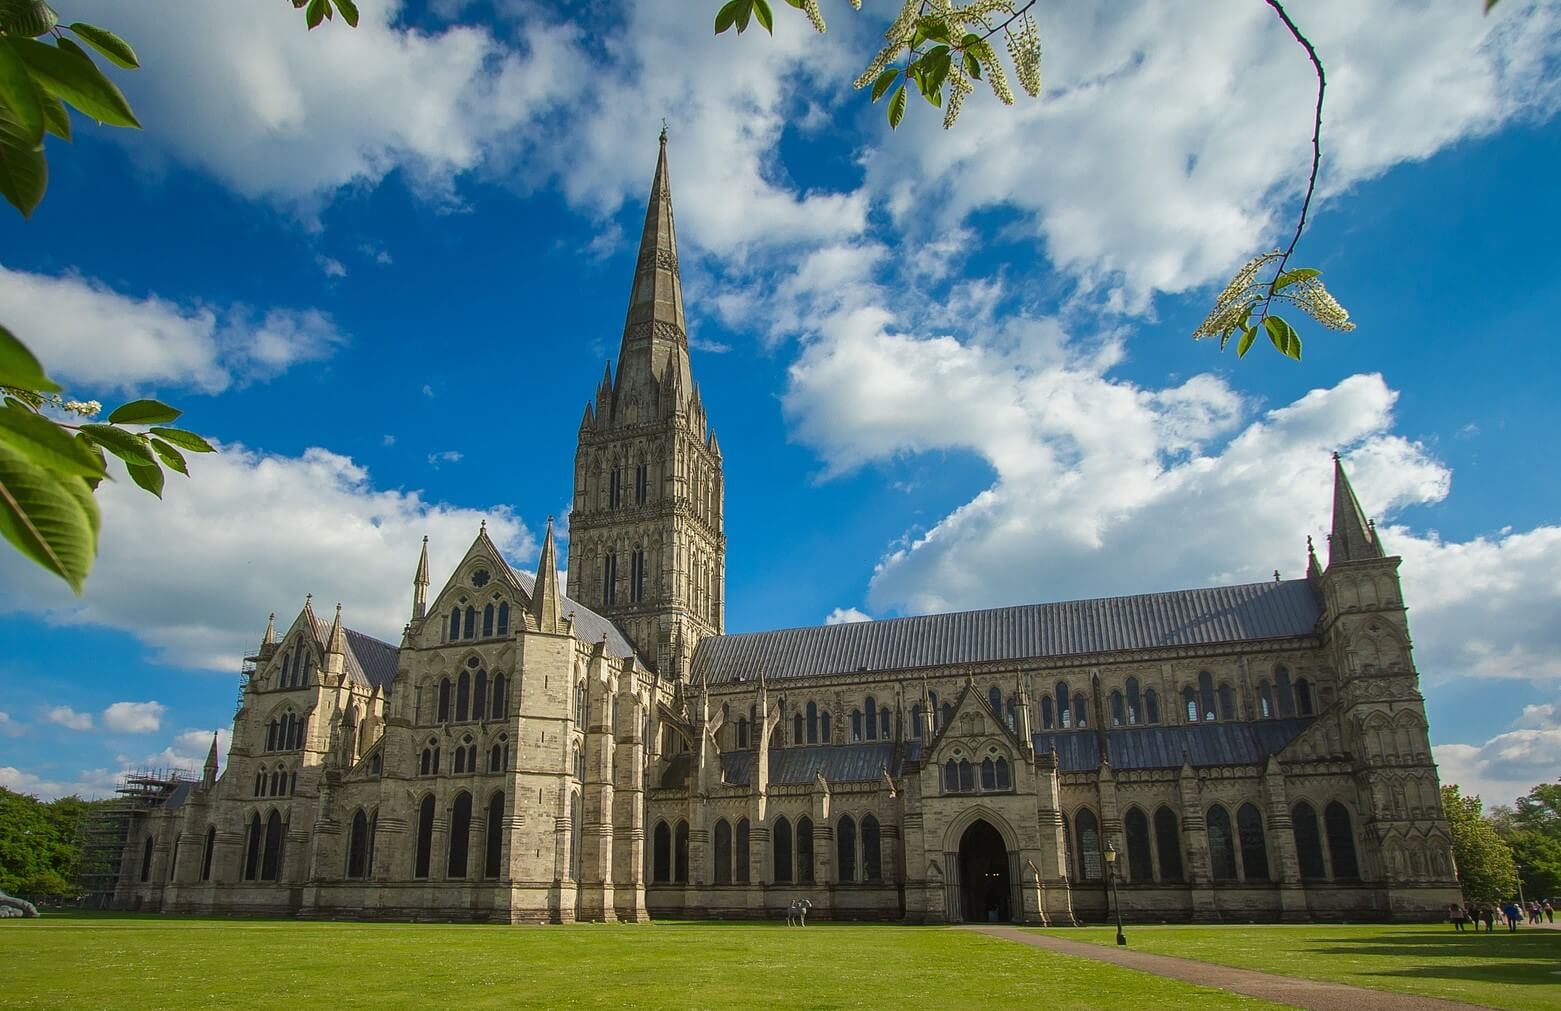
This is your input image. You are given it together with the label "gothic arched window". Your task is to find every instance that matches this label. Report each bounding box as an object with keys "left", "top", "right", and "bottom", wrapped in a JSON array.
[
  {"left": 944, "top": 759, "right": 959, "bottom": 793},
  {"left": 1218, "top": 683, "right": 1236, "bottom": 722},
  {"left": 1144, "top": 689, "right": 1161, "bottom": 724},
  {"left": 448, "top": 608, "right": 460, "bottom": 641},
  {"left": 244, "top": 813, "right": 262, "bottom": 881},
  {"left": 1075, "top": 809, "right": 1102, "bottom": 881},
  {"left": 1295, "top": 677, "right": 1315, "bottom": 716},
  {"left": 482, "top": 604, "right": 495, "bottom": 638},
  {"left": 797, "top": 816, "right": 815, "bottom": 884},
  {"left": 260, "top": 811, "right": 283, "bottom": 882},
  {"left": 910, "top": 704, "right": 922, "bottom": 737},
  {"left": 491, "top": 673, "right": 507, "bottom": 719},
  {"left": 1198, "top": 671, "right": 1216, "bottom": 722},
  {"left": 981, "top": 758, "right": 996, "bottom": 790},
  {"left": 735, "top": 818, "right": 751, "bottom": 884},
  {"left": 1259, "top": 683, "right": 1275, "bottom": 718},
  {"left": 456, "top": 671, "right": 470, "bottom": 722},
  {"left": 1292, "top": 801, "right": 1326, "bottom": 879},
  {"left": 737, "top": 717, "right": 749, "bottom": 750},
  {"left": 1110, "top": 691, "right": 1125, "bottom": 727},
  {"left": 863, "top": 815, "right": 881, "bottom": 881},
  {"left": 995, "top": 757, "right": 1011, "bottom": 790},
  {"left": 1056, "top": 683, "right": 1071, "bottom": 728},
  {"left": 1275, "top": 666, "right": 1296, "bottom": 718},
  {"left": 806, "top": 701, "right": 818, "bottom": 743},
  {"left": 140, "top": 835, "right": 154, "bottom": 882},
  {"left": 463, "top": 606, "right": 476, "bottom": 639},
  {"left": 201, "top": 825, "right": 216, "bottom": 882},
  {"left": 652, "top": 821, "right": 671, "bottom": 883},
  {"left": 414, "top": 795, "right": 434, "bottom": 879},
  {"left": 1237, "top": 803, "right": 1269, "bottom": 881},
  {"left": 447, "top": 794, "right": 472, "bottom": 878},
  {"left": 347, "top": 810, "right": 370, "bottom": 879},
  {"left": 1153, "top": 806, "right": 1183, "bottom": 881},
  {"left": 674, "top": 820, "right": 689, "bottom": 883},
  {"left": 851, "top": 709, "right": 863, "bottom": 742},
  {"left": 1041, "top": 695, "right": 1054, "bottom": 729},
  {"left": 958, "top": 759, "right": 974, "bottom": 792},
  {"left": 821, "top": 710, "right": 831, "bottom": 742},
  {"left": 772, "top": 817, "right": 792, "bottom": 883},
  {"left": 497, "top": 602, "right": 509, "bottom": 636},
  {"left": 1183, "top": 686, "right": 1198, "bottom": 723},
  {"left": 485, "top": 792, "right": 504, "bottom": 878},
  {"left": 473, "top": 670, "right": 488, "bottom": 721},
  {"left": 793, "top": 713, "right": 804, "bottom": 744},
  {"left": 1124, "top": 808, "right": 1153, "bottom": 882},
  {"left": 1073, "top": 694, "right": 1088, "bottom": 728},
  {"left": 989, "top": 686, "right": 1002, "bottom": 714},
  {"left": 836, "top": 815, "right": 856, "bottom": 883},
  {"left": 1125, "top": 677, "right": 1141, "bottom": 725},
  {"left": 437, "top": 678, "right": 451, "bottom": 723},
  {"left": 879, "top": 707, "right": 891, "bottom": 738},
  {"left": 1325, "top": 802, "right": 1360, "bottom": 879},
  {"left": 713, "top": 819, "right": 732, "bottom": 884},
  {"left": 1206, "top": 804, "right": 1238, "bottom": 880}
]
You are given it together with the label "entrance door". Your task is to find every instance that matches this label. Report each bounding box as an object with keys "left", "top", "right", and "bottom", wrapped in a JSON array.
[{"left": 958, "top": 820, "right": 1011, "bottom": 923}]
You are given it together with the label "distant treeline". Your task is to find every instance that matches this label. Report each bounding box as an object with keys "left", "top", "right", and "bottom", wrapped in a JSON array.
[{"left": 0, "top": 788, "right": 111, "bottom": 898}]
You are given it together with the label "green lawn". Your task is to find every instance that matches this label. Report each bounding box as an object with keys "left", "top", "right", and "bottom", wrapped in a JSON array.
[
  {"left": 0, "top": 915, "right": 1280, "bottom": 1010},
  {"left": 1039, "top": 923, "right": 1561, "bottom": 1010}
]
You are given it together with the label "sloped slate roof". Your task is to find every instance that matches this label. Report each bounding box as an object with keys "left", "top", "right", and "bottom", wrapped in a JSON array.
[
  {"left": 1031, "top": 717, "right": 1314, "bottom": 773},
  {"left": 514, "top": 573, "right": 638, "bottom": 660},
  {"left": 720, "top": 743, "right": 898, "bottom": 786},
  {"left": 310, "top": 617, "right": 399, "bottom": 692},
  {"left": 693, "top": 580, "right": 1321, "bottom": 685}
]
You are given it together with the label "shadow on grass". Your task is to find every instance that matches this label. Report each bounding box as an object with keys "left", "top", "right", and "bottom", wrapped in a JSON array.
[{"left": 1313, "top": 930, "right": 1561, "bottom": 989}]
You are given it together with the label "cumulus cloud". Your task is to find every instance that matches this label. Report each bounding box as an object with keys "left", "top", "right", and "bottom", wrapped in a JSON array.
[
  {"left": 0, "top": 765, "right": 119, "bottom": 801},
  {"left": 0, "top": 266, "right": 347, "bottom": 395},
  {"left": 69, "top": 0, "right": 588, "bottom": 209},
  {"left": 0, "top": 445, "right": 537, "bottom": 671},
  {"left": 825, "top": 607, "right": 873, "bottom": 625},
  {"left": 1434, "top": 698, "right": 1561, "bottom": 809},
  {"left": 44, "top": 706, "right": 93, "bottom": 731},
  {"left": 0, "top": 711, "right": 22, "bottom": 737},
  {"left": 861, "top": 0, "right": 1561, "bottom": 307},
  {"left": 102, "top": 701, "right": 168, "bottom": 734}
]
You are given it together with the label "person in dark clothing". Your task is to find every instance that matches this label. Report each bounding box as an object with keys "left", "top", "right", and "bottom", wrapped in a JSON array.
[
  {"left": 1482, "top": 905, "right": 1497, "bottom": 932},
  {"left": 1449, "top": 903, "right": 1468, "bottom": 931},
  {"left": 1503, "top": 901, "right": 1521, "bottom": 931}
]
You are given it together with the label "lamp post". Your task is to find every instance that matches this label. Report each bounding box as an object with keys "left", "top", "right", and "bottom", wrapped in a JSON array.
[{"left": 1104, "top": 842, "right": 1126, "bottom": 946}]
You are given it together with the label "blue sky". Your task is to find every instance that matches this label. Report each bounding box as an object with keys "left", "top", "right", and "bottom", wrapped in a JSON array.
[{"left": 0, "top": 0, "right": 1558, "bottom": 807}]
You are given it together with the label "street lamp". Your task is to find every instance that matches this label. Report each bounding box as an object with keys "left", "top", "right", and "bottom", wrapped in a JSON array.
[{"left": 1103, "top": 842, "right": 1126, "bottom": 946}]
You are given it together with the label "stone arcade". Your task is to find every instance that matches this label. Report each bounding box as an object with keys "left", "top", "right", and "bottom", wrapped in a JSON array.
[{"left": 114, "top": 135, "right": 1461, "bottom": 924}]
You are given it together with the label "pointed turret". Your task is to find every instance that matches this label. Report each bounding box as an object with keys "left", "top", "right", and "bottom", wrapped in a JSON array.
[
  {"left": 412, "top": 536, "right": 430, "bottom": 620},
  {"left": 324, "top": 603, "right": 347, "bottom": 678},
  {"left": 202, "top": 732, "right": 219, "bottom": 788},
  {"left": 614, "top": 131, "right": 691, "bottom": 415},
  {"left": 262, "top": 612, "right": 277, "bottom": 647},
  {"left": 530, "top": 516, "right": 564, "bottom": 633},
  {"left": 1328, "top": 453, "right": 1384, "bottom": 566}
]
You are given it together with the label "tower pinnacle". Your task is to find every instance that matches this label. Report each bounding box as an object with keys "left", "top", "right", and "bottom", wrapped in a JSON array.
[
  {"left": 1329, "top": 454, "right": 1384, "bottom": 565},
  {"left": 412, "top": 535, "right": 430, "bottom": 620},
  {"left": 614, "top": 132, "right": 690, "bottom": 413}
]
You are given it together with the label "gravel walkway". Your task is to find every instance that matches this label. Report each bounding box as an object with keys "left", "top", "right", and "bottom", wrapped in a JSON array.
[{"left": 962, "top": 924, "right": 1487, "bottom": 1011}]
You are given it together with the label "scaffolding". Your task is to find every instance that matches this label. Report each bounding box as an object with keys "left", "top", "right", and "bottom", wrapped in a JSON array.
[
  {"left": 74, "top": 769, "right": 195, "bottom": 909},
  {"left": 238, "top": 655, "right": 257, "bottom": 713}
]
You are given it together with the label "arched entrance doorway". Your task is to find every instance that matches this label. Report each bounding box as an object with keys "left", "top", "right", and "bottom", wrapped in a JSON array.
[{"left": 958, "top": 819, "right": 1011, "bottom": 923}]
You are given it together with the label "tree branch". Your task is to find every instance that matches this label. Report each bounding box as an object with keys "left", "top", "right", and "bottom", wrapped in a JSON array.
[{"left": 1262, "top": 0, "right": 1324, "bottom": 296}]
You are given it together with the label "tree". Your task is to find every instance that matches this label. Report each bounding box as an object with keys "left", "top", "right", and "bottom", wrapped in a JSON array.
[
  {"left": 1442, "top": 784, "right": 1519, "bottom": 905},
  {"left": 1491, "top": 782, "right": 1561, "bottom": 900},
  {"left": 0, "top": 786, "right": 107, "bottom": 898}
]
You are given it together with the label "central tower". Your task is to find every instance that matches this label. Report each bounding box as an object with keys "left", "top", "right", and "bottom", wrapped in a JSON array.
[{"left": 568, "top": 133, "right": 725, "bottom": 679}]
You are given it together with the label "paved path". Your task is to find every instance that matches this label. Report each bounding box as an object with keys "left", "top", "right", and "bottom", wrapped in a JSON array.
[{"left": 961, "top": 924, "right": 1485, "bottom": 1011}]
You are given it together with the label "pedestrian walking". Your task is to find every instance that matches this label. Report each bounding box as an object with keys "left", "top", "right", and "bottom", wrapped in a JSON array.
[
  {"left": 1449, "top": 903, "right": 1468, "bottom": 931},
  {"left": 1545, "top": 900, "right": 1554, "bottom": 924},
  {"left": 1482, "top": 905, "right": 1496, "bottom": 932},
  {"left": 1503, "top": 900, "right": 1521, "bottom": 931}
]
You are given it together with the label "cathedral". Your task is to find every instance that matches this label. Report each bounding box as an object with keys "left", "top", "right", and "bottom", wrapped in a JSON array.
[{"left": 112, "top": 136, "right": 1461, "bottom": 925}]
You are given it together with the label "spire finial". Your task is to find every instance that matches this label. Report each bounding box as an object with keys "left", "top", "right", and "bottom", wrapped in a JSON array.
[
  {"left": 262, "top": 611, "right": 277, "bottom": 646},
  {"left": 659, "top": 118, "right": 668, "bottom": 143},
  {"left": 480, "top": 518, "right": 486, "bottom": 531}
]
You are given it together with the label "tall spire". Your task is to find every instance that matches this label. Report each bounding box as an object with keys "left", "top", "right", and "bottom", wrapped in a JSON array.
[
  {"left": 530, "top": 516, "right": 564, "bottom": 633},
  {"left": 615, "top": 130, "right": 691, "bottom": 414},
  {"left": 202, "top": 732, "right": 219, "bottom": 787},
  {"left": 412, "top": 535, "right": 430, "bottom": 620},
  {"left": 1329, "top": 453, "right": 1384, "bottom": 565},
  {"left": 326, "top": 603, "right": 346, "bottom": 655}
]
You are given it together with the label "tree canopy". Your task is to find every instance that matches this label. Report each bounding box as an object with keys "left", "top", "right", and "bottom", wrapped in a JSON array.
[
  {"left": 1491, "top": 782, "right": 1561, "bottom": 900},
  {"left": 1442, "top": 784, "right": 1519, "bottom": 905}
]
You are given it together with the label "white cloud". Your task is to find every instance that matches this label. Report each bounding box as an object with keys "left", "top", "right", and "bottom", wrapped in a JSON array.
[
  {"left": 102, "top": 701, "right": 167, "bottom": 734},
  {"left": 0, "top": 266, "right": 346, "bottom": 395},
  {"left": 382, "top": 434, "right": 396, "bottom": 447},
  {"left": 0, "top": 766, "right": 119, "bottom": 801},
  {"left": 1434, "top": 699, "right": 1561, "bottom": 810},
  {"left": 825, "top": 607, "right": 873, "bottom": 625},
  {"left": 428, "top": 450, "right": 464, "bottom": 466},
  {"left": 0, "top": 445, "right": 537, "bottom": 671},
  {"left": 317, "top": 255, "right": 347, "bottom": 278},
  {"left": 44, "top": 706, "right": 93, "bottom": 731},
  {"left": 0, "top": 711, "right": 22, "bottom": 737},
  {"left": 140, "top": 729, "right": 231, "bottom": 775},
  {"left": 422, "top": 384, "right": 436, "bottom": 398},
  {"left": 861, "top": 0, "right": 1561, "bottom": 307},
  {"left": 71, "top": 0, "right": 588, "bottom": 209}
]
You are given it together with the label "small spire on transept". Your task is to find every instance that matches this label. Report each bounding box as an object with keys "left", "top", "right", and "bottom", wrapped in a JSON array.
[
  {"left": 412, "top": 536, "right": 430, "bottom": 620},
  {"left": 261, "top": 612, "right": 277, "bottom": 646},
  {"left": 326, "top": 603, "right": 346, "bottom": 656},
  {"left": 530, "top": 515, "right": 564, "bottom": 633},
  {"left": 202, "top": 732, "right": 219, "bottom": 787}
]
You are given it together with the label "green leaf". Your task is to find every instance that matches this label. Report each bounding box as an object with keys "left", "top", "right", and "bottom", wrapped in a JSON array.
[
  {"left": 64, "top": 23, "right": 138, "bottom": 70},
  {"left": 0, "top": 39, "right": 44, "bottom": 146},
  {"left": 714, "top": 0, "right": 744, "bottom": 33},
  {"left": 736, "top": 0, "right": 753, "bottom": 33},
  {"left": 963, "top": 51, "right": 982, "bottom": 80},
  {"left": 1236, "top": 325, "right": 1257, "bottom": 358},
  {"left": 1268, "top": 314, "right": 1302, "bottom": 360},
  {"left": 306, "top": 0, "right": 328, "bottom": 29},
  {"left": 0, "top": 0, "right": 59, "bottom": 37},
  {"left": 125, "top": 458, "right": 163, "bottom": 498},
  {"left": 0, "top": 437, "right": 97, "bottom": 594},
  {"left": 1273, "top": 267, "right": 1320, "bottom": 292},
  {"left": 76, "top": 432, "right": 104, "bottom": 490},
  {"left": 870, "top": 68, "right": 898, "bottom": 103},
  {"left": 10, "top": 37, "right": 139, "bottom": 129},
  {"left": 332, "top": 0, "right": 358, "bottom": 27},
  {"left": 148, "top": 427, "right": 216, "bottom": 453},
  {"left": 887, "top": 84, "right": 906, "bottom": 129},
  {"left": 0, "top": 404, "right": 106, "bottom": 477},
  {"left": 0, "top": 324, "right": 59, "bottom": 392},
  {"left": 0, "top": 114, "right": 45, "bottom": 217},
  {"left": 37, "top": 88, "right": 68, "bottom": 140},
  {"left": 106, "top": 398, "right": 181, "bottom": 425},
  {"left": 79, "top": 423, "right": 154, "bottom": 465},
  {"left": 751, "top": 0, "right": 773, "bottom": 35},
  {"left": 149, "top": 437, "right": 188, "bottom": 476}
]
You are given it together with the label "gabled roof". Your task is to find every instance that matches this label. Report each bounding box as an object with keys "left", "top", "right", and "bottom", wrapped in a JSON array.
[
  {"left": 513, "top": 572, "right": 638, "bottom": 661},
  {"left": 692, "top": 580, "right": 1322, "bottom": 684},
  {"left": 309, "top": 614, "right": 399, "bottom": 692},
  {"left": 1031, "top": 717, "right": 1314, "bottom": 773}
]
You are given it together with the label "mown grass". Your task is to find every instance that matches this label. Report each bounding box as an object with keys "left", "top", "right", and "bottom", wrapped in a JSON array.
[
  {"left": 1039, "top": 922, "right": 1561, "bottom": 1010},
  {"left": 0, "top": 914, "right": 1282, "bottom": 1010}
]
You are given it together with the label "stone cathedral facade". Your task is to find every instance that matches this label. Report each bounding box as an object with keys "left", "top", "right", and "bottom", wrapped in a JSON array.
[{"left": 115, "top": 137, "right": 1461, "bottom": 924}]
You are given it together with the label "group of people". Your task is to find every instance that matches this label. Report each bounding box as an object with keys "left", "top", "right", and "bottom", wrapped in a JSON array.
[{"left": 1449, "top": 899, "right": 1555, "bottom": 932}]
